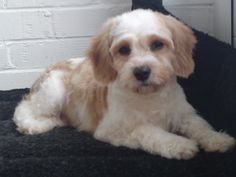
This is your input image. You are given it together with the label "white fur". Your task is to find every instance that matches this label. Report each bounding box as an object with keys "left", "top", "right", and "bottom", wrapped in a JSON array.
[
  {"left": 13, "top": 9, "right": 235, "bottom": 159},
  {"left": 94, "top": 77, "right": 234, "bottom": 159},
  {"left": 13, "top": 71, "right": 65, "bottom": 134},
  {"left": 68, "top": 57, "right": 85, "bottom": 69},
  {"left": 112, "top": 9, "right": 173, "bottom": 47}
]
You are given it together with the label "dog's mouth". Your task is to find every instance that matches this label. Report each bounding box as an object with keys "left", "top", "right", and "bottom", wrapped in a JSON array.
[
  {"left": 133, "top": 82, "right": 160, "bottom": 94},
  {"left": 140, "top": 81, "right": 149, "bottom": 87}
]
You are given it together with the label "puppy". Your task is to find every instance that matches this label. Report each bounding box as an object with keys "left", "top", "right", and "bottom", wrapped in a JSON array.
[{"left": 13, "top": 9, "right": 235, "bottom": 160}]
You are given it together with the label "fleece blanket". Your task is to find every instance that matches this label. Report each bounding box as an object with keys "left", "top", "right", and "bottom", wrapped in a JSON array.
[{"left": 0, "top": 89, "right": 235, "bottom": 177}]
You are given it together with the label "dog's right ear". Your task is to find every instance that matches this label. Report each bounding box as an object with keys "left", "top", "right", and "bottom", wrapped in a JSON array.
[{"left": 87, "top": 18, "right": 117, "bottom": 85}]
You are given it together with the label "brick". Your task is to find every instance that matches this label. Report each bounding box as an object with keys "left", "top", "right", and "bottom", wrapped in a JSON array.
[
  {"left": 0, "top": 10, "right": 53, "bottom": 40},
  {"left": 0, "top": 69, "right": 43, "bottom": 90},
  {"left": 0, "top": 43, "right": 7, "bottom": 70},
  {"left": 8, "top": 37, "right": 90, "bottom": 69},
  {"left": 6, "top": 0, "right": 130, "bottom": 8},
  {"left": 53, "top": 5, "right": 131, "bottom": 38},
  {"left": 0, "top": 0, "right": 4, "bottom": 8},
  {"left": 6, "top": 0, "right": 100, "bottom": 8}
]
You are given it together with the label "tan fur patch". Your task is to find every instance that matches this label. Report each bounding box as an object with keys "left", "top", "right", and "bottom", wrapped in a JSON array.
[
  {"left": 61, "top": 59, "right": 108, "bottom": 132},
  {"left": 30, "top": 60, "right": 73, "bottom": 95},
  {"left": 157, "top": 13, "right": 197, "bottom": 78},
  {"left": 87, "top": 18, "right": 117, "bottom": 85},
  {"left": 86, "top": 86, "right": 108, "bottom": 131}
]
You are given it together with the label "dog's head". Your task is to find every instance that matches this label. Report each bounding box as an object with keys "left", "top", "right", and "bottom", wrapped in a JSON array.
[{"left": 87, "top": 9, "right": 197, "bottom": 94}]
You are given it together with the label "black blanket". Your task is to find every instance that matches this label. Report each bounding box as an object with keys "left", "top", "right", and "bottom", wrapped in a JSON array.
[{"left": 1, "top": 1, "right": 236, "bottom": 176}]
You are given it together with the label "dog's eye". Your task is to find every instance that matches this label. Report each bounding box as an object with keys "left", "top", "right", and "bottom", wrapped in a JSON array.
[
  {"left": 150, "top": 41, "right": 164, "bottom": 51},
  {"left": 118, "top": 46, "right": 131, "bottom": 56}
]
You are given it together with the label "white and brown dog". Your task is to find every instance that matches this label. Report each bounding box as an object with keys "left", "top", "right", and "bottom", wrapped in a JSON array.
[{"left": 13, "top": 9, "right": 235, "bottom": 160}]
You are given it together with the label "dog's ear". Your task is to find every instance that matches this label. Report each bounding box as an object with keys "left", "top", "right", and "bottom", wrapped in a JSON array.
[
  {"left": 163, "top": 15, "right": 197, "bottom": 78},
  {"left": 87, "top": 18, "right": 117, "bottom": 85}
]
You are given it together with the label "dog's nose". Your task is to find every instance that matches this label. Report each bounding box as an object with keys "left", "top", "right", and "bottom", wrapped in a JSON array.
[{"left": 133, "top": 66, "right": 151, "bottom": 82}]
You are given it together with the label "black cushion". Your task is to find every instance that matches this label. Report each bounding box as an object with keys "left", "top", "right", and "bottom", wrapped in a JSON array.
[
  {"left": 1, "top": 1, "right": 236, "bottom": 177},
  {"left": 0, "top": 90, "right": 235, "bottom": 177}
]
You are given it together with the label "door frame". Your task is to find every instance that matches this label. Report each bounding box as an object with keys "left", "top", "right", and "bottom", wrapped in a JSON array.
[
  {"left": 213, "top": 0, "right": 232, "bottom": 45},
  {"left": 163, "top": 0, "right": 233, "bottom": 45}
]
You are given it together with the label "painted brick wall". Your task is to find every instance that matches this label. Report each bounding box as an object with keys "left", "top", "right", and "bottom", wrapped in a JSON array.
[{"left": 0, "top": 0, "right": 131, "bottom": 90}]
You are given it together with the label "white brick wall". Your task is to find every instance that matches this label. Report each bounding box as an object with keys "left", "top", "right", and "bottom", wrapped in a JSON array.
[
  {"left": 0, "top": 42, "right": 7, "bottom": 69},
  {"left": 0, "top": 0, "right": 131, "bottom": 90}
]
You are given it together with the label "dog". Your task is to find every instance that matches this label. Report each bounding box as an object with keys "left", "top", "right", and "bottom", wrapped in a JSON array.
[{"left": 13, "top": 9, "right": 235, "bottom": 160}]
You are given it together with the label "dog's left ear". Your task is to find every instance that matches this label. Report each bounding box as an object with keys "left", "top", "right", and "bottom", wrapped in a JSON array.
[
  {"left": 163, "top": 14, "right": 197, "bottom": 78},
  {"left": 87, "top": 18, "right": 117, "bottom": 85}
]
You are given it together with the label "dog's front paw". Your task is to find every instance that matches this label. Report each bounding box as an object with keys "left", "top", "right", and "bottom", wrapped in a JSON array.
[
  {"left": 160, "top": 137, "right": 199, "bottom": 160},
  {"left": 200, "top": 131, "right": 235, "bottom": 152}
]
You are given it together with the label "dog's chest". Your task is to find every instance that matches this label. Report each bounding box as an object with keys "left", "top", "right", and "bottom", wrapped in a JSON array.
[{"left": 108, "top": 87, "right": 176, "bottom": 130}]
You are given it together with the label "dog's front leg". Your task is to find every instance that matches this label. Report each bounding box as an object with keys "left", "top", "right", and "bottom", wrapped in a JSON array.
[
  {"left": 129, "top": 125, "right": 199, "bottom": 159},
  {"left": 179, "top": 113, "right": 235, "bottom": 153},
  {"left": 95, "top": 123, "right": 198, "bottom": 160}
]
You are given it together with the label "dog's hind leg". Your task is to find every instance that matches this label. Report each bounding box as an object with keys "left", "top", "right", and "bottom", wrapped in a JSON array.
[{"left": 13, "top": 70, "right": 66, "bottom": 135}]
